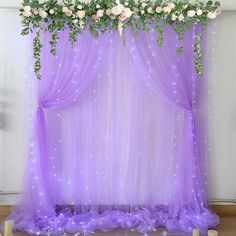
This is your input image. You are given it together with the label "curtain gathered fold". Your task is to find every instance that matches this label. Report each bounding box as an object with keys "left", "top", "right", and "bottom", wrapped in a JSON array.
[{"left": 125, "top": 24, "right": 215, "bottom": 231}]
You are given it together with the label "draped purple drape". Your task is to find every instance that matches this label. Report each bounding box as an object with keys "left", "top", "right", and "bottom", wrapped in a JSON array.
[{"left": 6, "top": 26, "right": 219, "bottom": 234}]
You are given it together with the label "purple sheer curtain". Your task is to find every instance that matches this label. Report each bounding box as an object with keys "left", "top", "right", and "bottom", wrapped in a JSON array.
[
  {"left": 127, "top": 25, "right": 215, "bottom": 231},
  {"left": 5, "top": 27, "right": 219, "bottom": 234}
]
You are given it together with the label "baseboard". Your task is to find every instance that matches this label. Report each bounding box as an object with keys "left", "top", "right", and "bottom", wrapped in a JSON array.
[
  {"left": 0, "top": 205, "right": 11, "bottom": 223},
  {"left": 0, "top": 205, "right": 236, "bottom": 224},
  {"left": 211, "top": 204, "right": 236, "bottom": 217}
]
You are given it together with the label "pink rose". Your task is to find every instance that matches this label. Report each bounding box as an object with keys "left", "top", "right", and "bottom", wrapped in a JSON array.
[
  {"left": 155, "top": 7, "right": 162, "bottom": 13},
  {"left": 119, "top": 12, "right": 127, "bottom": 22}
]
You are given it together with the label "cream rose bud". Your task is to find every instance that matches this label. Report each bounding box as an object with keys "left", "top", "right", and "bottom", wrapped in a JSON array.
[
  {"left": 163, "top": 6, "right": 171, "bottom": 13},
  {"left": 124, "top": 7, "right": 132, "bottom": 18},
  {"left": 76, "top": 10, "right": 86, "bottom": 19},
  {"left": 62, "top": 7, "right": 69, "bottom": 13},
  {"left": 106, "top": 9, "right": 112, "bottom": 15},
  {"left": 197, "top": 9, "right": 202, "bottom": 16},
  {"left": 207, "top": 11, "right": 216, "bottom": 19},
  {"left": 97, "top": 9, "right": 104, "bottom": 17},
  {"left": 33, "top": 9, "right": 39, "bottom": 15},
  {"left": 77, "top": 5, "right": 83, "bottom": 10},
  {"left": 92, "top": 14, "right": 99, "bottom": 21},
  {"left": 178, "top": 14, "right": 184, "bottom": 21},
  {"left": 155, "top": 7, "right": 162, "bottom": 13},
  {"left": 23, "top": 11, "right": 32, "bottom": 17},
  {"left": 111, "top": 5, "right": 122, "bottom": 16},
  {"left": 110, "top": 15, "right": 116, "bottom": 20},
  {"left": 96, "top": 4, "right": 100, "bottom": 9},
  {"left": 124, "top": 2, "right": 128, "bottom": 6},
  {"left": 49, "top": 9, "right": 55, "bottom": 14},
  {"left": 168, "top": 3, "right": 175, "bottom": 9},
  {"left": 23, "top": 6, "right": 31, "bottom": 12},
  {"left": 79, "top": 20, "right": 85, "bottom": 29},
  {"left": 187, "top": 10, "right": 196, "bottom": 17},
  {"left": 171, "top": 14, "right": 177, "bottom": 21},
  {"left": 147, "top": 7, "right": 154, "bottom": 14},
  {"left": 141, "top": 3, "right": 147, "bottom": 8},
  {"left": 39, "top": 10, "right": 47, "bottom": 18},
  {"left": 183, "top": 4, "right": 188, "bottom": 9},
  {"left": 72, "top": 19, "right": 78, "bottom": 24},
  {"left": 141, "top": 10, "right": 145, "bottom": 14}
]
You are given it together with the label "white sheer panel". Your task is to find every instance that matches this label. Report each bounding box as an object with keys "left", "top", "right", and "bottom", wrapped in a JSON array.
[{"left": 43, "top": 38, "right": 185, "bottom": 206}]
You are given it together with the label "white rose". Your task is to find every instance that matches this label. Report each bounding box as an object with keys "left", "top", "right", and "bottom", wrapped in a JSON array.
[
  {"left": 187, "top": 10, "right": 196, "bottom": 17},
  {"left": 197, "top": 9, "right": 202, "bottom": 16},
  {"left": 147, "top": 7, "right": 154, "bottom": 14},
  {"left": 171, "top": 14, "right": 177, "bottom": 21},
  {"left": 49, "top": 9, "right": 55, "bottom": 14},
  {"left": 77, "top": 5, "right": 83, "bottom": 10},
  {"left": 155, "top": 7, "right": 162, "bottom": 13},
  {"left": 39, "top": 10, "right": 47, "bottom": 18},
  {"left": 76, "top": 10, "right": 86, "bottom": 19},
  {"left": 123, "top": 7, "right": 132, "bottom": 18},
  {"left": 178, "top": 14, "right": 184, "bottom": 21},
  {"left": 96, "top": 4, "right": 100, "bottom": 9},
  {"left": 111, "top": 5, "right": 123, "bottom": 16},
  {"left": 207, "top": 11, "right": 216, "bottom": 19},
  {"left": 163, "top": 6, "right": 171, "bottom": 13},
  {"left": 168, "top": 3, "right": 175, "bottom": 9},
  {"left": 97, "top": 9, "right": 104, "bottom": 17},
  {"left": 106, "top": 9, "right": 112, "bottom": 15},
  {"left": 23, "top": 11, "right": 32, "bottom": 17},
  {"left": 23, "top": 6, "right": 31, "bottom": 12}
]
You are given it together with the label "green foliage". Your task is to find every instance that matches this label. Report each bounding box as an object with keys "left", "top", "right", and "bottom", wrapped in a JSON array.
[{"left": 20, "top": 0, "right": 221, "bottom": 79}]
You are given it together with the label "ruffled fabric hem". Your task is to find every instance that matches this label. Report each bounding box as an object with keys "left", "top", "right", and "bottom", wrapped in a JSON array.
[{"left": 4, "top": 204, "right": 219, "bottom": 235}]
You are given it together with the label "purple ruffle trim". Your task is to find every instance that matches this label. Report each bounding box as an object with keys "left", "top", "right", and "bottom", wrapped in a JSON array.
[{"left": 4, "top": 205, "right": 219, "bottom": 235}]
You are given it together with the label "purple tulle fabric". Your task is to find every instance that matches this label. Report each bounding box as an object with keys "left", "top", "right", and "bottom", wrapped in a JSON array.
[
  {"left": 10, "top": 204, "right": 218, "bottom": 234},
  {"left": 4, "top": 25, "right": 219, "bottom": 235}
]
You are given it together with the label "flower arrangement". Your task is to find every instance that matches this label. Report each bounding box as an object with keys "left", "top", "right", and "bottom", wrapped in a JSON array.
[{"left": 20, "top": 0, "right": 221, "bottom": 80}]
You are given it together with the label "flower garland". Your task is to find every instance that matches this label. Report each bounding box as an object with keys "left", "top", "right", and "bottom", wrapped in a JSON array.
[{"left": 20, "top": 0, "right": 221, "bottom": 80}]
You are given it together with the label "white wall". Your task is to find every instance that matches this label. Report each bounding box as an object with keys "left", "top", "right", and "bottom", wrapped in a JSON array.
[
  {"left": 208, "top": 13, "right": 236, "bottom": 200},
  {"left": 0, "top": 8, "right": 27, "bottom": 192},
  {"left": 0, "top": 0, "right": 236, "bottom": 202}
]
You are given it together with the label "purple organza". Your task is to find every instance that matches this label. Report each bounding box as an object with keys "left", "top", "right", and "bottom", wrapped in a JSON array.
[{"left": 3, "top": 26, "right": 219, "bottom": 235}]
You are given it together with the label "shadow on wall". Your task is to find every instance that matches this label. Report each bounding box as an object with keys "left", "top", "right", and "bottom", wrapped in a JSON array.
[{"left": 0, "top": 90, "right": 11, "bottom": 131}]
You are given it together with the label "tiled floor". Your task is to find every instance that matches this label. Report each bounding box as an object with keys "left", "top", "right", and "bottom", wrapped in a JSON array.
[{"left": 5, "top": 217, "right": 236, "bottom": 236}]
